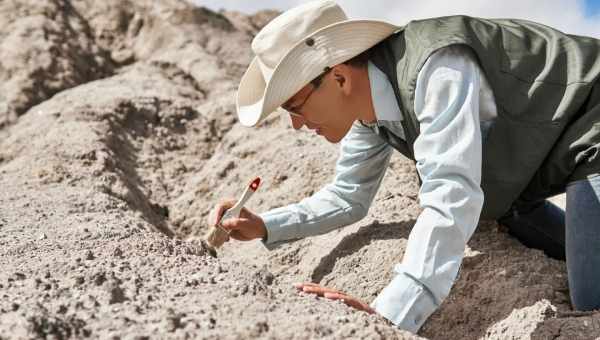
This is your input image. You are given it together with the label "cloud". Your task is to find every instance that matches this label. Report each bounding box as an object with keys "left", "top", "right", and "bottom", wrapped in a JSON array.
[{"left": 192, "top": 0, "right": 600, "bottom": 37}]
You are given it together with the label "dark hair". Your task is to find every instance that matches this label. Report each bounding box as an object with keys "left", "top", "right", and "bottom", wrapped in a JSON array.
[
  {"left": 343, "top": 48, "right": 371, "bottom": 68},
  {"left": 310, "top": 66, "right": 331, "bottom": 88}
]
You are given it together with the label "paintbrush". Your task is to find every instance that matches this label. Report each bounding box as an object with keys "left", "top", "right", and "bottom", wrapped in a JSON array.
[{"left": 203, "top": 177, "right": 261, "bottom": 250}]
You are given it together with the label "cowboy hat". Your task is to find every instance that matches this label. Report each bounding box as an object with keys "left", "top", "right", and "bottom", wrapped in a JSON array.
[{"left": 236, "top": 0, "right": 399, "bottom": 127}]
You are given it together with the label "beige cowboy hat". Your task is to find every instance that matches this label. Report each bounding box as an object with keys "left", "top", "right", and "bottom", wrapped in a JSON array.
[{"left": 235, "top": 0, "right": 399, "bottom": 127}]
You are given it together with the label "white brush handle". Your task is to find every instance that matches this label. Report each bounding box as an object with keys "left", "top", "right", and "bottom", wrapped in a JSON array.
[{"left": 218, "top": 180, "right": 258, "bottom": 229}]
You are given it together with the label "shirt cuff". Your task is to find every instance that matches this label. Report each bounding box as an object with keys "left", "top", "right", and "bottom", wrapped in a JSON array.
[
  {"left": 258, "top": 208, "right": 301, "bottom": 251},
  {"left": 370, "top": 271, "right": 438, "bottom": 333}
]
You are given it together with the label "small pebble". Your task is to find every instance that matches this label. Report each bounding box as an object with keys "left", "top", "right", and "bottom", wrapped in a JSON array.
[{"left": 113, "top": 247, "right": 124, "bottom": 258}]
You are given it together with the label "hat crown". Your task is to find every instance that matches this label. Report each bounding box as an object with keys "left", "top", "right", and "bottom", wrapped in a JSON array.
[
  {"left": 236, "top": 0, "right": 397, "bottom": 127},
  {"left": 251, "top": 1, "right": 347, "bottom": 70}
]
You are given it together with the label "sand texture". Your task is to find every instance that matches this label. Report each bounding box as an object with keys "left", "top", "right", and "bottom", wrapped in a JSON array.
[{"left": 0, "top": 0, "right": 598, "bottom": 339}]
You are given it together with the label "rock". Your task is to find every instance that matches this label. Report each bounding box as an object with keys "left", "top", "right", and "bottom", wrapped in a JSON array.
[
  {"left": 113, "top": 247, "right": 124, "bottom": 258},
  {"left": 92, "top": 272, "right": 107, "bottom": 286},
  {"left": 106, "top": 282, "right": 127, "bottom": 305}
]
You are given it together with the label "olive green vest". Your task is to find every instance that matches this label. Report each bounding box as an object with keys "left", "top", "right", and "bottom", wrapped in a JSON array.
[{"left": 368, "top": 15, "right": 600, "bottom": 219}]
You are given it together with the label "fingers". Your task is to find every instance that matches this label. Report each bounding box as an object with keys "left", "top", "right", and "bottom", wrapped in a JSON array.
[
  {"left": 323, "top": 292, "right": 345, "bottom": 300},
  {"left": 212, "top": 199, "right": 237, "bottom": 225},
  {"left": 238, "top": 206, "right": 253, "bottom": 219},
  {"left": 294, "top": 283, "right": 375, "bottom": 314},
  {"left": 294, "top": 282, "right": 342, "bottom": 296},
  {"left": 293, "top": 282, "right": 325, "bottom": 292},
  {"left": 323, "top": 293, "right": 374, "bottom": 313},
  {"left": 220, "top": 217, "right": 250, "bottom": 231}
]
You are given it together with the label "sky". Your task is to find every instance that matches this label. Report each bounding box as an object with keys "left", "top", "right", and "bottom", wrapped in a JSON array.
[
  {"left": 586, "top": 0, "right": 600, "bottom": 16},
  {"left": 192, "top": 0, "right": 600, "bottom": 38}
]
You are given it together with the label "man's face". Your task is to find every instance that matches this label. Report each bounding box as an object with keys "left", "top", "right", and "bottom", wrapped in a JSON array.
[{"left": 281, "top": 64, "right": 358, "bottom": 143}]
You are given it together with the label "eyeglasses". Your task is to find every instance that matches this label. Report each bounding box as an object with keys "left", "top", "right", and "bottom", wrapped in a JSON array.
[
  {"left": 282, "top": 84, "right": 318, "bottom": 118},
  {"left": 281, "top": 67, "right": 331, "bottom": 118}
]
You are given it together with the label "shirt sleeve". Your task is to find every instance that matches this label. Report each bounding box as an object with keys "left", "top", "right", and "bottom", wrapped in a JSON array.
[
  {"left": 370, "top": 45, "right": 485, "bottom": 333},
  {"left": 258, "top": 121, "right": 393, "bottom": 250}
]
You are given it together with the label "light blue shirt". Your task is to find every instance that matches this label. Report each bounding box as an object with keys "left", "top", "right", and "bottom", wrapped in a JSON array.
[{"left": 258, "top": 45, "right": 496, "bottom": 333}]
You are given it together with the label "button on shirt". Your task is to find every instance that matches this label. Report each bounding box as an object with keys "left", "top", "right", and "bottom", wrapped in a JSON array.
[{"left": 258, "top": 45, "right": 497, "bottom": 333}]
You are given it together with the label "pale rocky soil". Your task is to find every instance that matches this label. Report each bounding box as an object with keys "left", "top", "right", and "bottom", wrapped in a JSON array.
[{"left": 0, "top": 1, "right": 598, "bottom": 339}]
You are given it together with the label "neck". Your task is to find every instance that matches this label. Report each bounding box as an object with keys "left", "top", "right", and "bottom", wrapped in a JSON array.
[{"left": 353, "top": 65, "right": 378, "bottom": 123}]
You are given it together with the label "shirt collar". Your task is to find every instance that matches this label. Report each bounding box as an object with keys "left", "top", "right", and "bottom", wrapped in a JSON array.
[{"left": 366, "top": 60, "right": 403, "bottom": 122}]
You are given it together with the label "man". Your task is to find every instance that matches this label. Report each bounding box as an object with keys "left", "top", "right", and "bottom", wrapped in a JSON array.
[{"left": 212, "top": 0, "right": 600, "bottom": 333}]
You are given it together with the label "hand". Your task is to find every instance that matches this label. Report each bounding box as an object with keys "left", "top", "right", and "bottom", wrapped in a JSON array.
[
  {"left": 294, "top": 282, "right": 375, "bottom": 314},
  {"left": 210, "top": 199, "right": 267, "bottom": 241}
]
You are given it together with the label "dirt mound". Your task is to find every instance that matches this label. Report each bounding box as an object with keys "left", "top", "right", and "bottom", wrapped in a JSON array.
[
  {"left": 0, "top": 0, "right": 114, "bottom": 128},
  {"left": 0, "top": 0, "right": 598, "bottom": 339}
]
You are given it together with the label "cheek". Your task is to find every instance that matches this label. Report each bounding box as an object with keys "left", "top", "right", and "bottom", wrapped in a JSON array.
[
  {"left": 308, "top": 107, "right": 333, "bottom": 126},
  {"left": 322, "top": 101, "right": 347, "bottom": 125},
  {"left": 330, "top": 104, "right": 352, "bottom": 129},
  {"left": 310, "top": 88, "right": 346, "bottom": 125}
]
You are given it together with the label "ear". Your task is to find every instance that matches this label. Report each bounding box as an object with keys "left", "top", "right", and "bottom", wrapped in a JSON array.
[{"left": 331, "top": 64, "right": 353, "bottom": 96}]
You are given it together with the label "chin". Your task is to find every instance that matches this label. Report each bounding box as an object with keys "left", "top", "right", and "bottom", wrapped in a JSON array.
[
  {"left": 324, "top": 133, "right": 343, "bottom": 144},
  {"left": 324, "top": 125, "right": 352, "bottom": 143}
]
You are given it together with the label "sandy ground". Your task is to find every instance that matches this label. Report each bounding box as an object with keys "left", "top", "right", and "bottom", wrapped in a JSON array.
[{"left": 0, "top": 1, "right": 599, "bottom": 339}]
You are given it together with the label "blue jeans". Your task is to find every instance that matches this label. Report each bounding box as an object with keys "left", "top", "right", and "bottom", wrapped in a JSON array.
[{"left": 498, "top": 175, "right": 600, "bottom": 311}]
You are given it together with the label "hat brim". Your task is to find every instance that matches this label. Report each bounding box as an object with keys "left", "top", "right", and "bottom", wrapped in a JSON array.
[{"left": 236, "top": 19, "right": 400, "bottom": 127}]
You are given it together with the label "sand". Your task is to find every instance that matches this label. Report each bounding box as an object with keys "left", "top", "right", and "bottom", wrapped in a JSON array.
[{"left": 0, "top": 0, "right": 598, "bottom": 339}]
